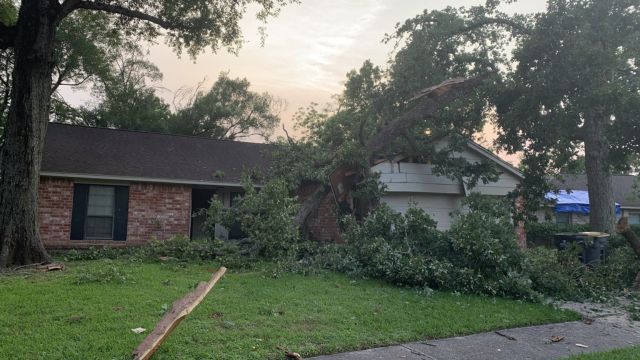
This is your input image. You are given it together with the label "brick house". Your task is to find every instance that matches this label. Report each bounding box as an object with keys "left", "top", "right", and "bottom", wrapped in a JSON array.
[
  {"left": 39, "top": 123, "right": 525, "bottom": 249},
  {"left": 39, "top": 123, "right": 278, "bottom": 249}
]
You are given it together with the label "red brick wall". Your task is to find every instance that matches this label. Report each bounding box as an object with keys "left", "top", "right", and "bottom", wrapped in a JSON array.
[
  {"left": 298, "top": 184, "right": 342, "bottom": 243},
  {"left": 127, "top": 183, "right": 191, "bottom": 243},
  {"left": 38, "top": 177, "right": 74, "bottom": 249},
  {"left": 38, "top": 177, "right": 191, "bottom": 249}
]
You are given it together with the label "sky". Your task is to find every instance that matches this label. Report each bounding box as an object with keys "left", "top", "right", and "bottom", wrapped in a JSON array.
[{"left": 62, "top": 0, "right": 548, "bottom": 163}]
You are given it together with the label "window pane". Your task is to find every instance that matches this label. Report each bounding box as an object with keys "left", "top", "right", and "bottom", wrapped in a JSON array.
[
  {"left": 87, "top": 186, "right": 114, "bottom": 216},
  {"left": 630, "top": 213, "right": 640, "bottom": 225},
  {"left": 86, "top": 185, "right": 114, "bottom": 239},
  {"left": 86, "top": 216, "right": 113, "bottom": 239}
]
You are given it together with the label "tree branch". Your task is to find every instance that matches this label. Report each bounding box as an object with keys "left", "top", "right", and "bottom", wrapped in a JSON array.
[
  {"left": 366, "top": 75, "right": 491, "bottom": 160},
  {"left": 456, "top": 17, "right": 532, "bottom": 36},
  {"left": 69, "top": 2, "right": 182, "bottom": 30},
  {"left": 0, "top": 23, "right": 16, "bottom": 50}
]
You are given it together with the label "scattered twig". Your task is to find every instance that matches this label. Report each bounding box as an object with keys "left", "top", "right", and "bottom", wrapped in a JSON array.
[{"left": 494, "top": 331, "right": 517, "bottom": 341}]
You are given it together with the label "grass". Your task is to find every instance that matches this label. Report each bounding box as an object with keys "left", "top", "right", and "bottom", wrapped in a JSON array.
[
  {"left": 0, "top": 259, "right": 579, "bottom": 359},
  {"left": 567, "top": 347, "right": 640, "bottom": 359}
]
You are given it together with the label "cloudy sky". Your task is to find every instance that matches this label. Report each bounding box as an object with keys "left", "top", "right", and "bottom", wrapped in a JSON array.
[{"left": 64, "top": 0, "right": 548, "bottom": 161}]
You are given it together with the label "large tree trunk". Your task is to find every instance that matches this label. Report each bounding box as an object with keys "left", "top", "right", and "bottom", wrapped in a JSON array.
[
  {"left": 0, "top": 1, "right": 58, "bottom": 267},
  {"left": 584, "top": 115, "right": 615, "bottom": 234}
]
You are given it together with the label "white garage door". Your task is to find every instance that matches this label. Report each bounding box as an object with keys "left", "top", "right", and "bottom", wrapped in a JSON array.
[{"left": 381, "top": 193, "right": 464, "bottom": 230}]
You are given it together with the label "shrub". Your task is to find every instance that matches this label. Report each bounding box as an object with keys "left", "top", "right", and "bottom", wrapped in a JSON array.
[
  {"left": 317, "top": 196, "right": 541, "bottom": 301},
  {"left": 526, "top": 243, "right": 640, "bottom": 301},
  {"left": 206, "top": 175, "right": 301, "bottom": 260}
]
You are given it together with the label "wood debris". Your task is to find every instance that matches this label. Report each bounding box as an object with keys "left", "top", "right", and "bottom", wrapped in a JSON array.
[
  {"left": 285, "top": 351, "right": 303, "bottom": 360},
  {"left": 132, "top": 267, "right": 227, "bottom": 360},
  {"left": 550, "top": 336, "right": 565, "bottom": 343},
  {"left": 494, "top": 331, "right": 517, "bottom": 341},
  {"left": 36, "top": 263, "right": 64, "bottom": 272}
]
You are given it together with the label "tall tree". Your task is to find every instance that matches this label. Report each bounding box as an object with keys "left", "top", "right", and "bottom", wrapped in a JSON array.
[
  {"left": 493, "top": 0, "right": 640, "bottom": 232},
  {"left": 68, "top": 47, "right": 172, "bottom": 132},
  {"left": 0, "top": 0, "right": 293, "bottom": 267},
  {"left": 169, "top": 72, "right": 282, "bottom": 140}
]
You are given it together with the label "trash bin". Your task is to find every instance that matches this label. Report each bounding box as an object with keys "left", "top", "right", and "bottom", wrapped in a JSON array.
[{"left": 554, "top": 232, "right": 609, "bottom": 266}]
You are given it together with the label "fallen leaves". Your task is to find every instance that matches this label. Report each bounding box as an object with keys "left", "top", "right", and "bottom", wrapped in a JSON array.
[{"left": 550, "top": 336, "right": 565, "bottom": 343}]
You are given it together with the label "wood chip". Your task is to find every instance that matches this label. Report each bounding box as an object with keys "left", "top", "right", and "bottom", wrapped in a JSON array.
[{"left": 551, "top": 336, "right": 565, "bottom": 343}]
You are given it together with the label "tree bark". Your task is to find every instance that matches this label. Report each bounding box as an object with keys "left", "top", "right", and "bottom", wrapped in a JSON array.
[
  {"left": 0, "top": 0, "right": 58, "bottom": 267},
  {"left": 583, "top": 114, "right": 616, "bottom": 234}
]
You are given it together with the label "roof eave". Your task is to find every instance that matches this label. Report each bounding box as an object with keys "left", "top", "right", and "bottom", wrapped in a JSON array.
[{"left": 40, "top": 171, "right": 252, "bottom": 187}]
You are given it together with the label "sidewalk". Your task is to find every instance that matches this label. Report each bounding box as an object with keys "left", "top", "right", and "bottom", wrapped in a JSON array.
[{"left": 308, "top": 314, "right": 640, "bottom": 360}]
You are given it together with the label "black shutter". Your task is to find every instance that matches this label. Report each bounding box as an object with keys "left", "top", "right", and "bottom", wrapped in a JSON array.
[
  {"left": 113, "top": 186, "right": 129, "bottom": 241},
  {"left": 70, "top": 184, "right": 89, "bottom": 240}
]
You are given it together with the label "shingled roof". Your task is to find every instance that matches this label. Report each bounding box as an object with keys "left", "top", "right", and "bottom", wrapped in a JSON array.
[
  {"left": 552, "top": 174, "right": 640, "bottom": 208},
  {"left": 41, "top": 123, "right": 273, "bottom": 185}
]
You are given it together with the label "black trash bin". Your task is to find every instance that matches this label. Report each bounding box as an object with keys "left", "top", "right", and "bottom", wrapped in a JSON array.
[{"left": 554, "top": 232, "right": 609, "bottom": 266}]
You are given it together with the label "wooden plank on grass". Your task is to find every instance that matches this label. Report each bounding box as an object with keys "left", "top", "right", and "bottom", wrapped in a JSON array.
[{"left": 132, "top": 266, "right": 227, "bottom": 360}]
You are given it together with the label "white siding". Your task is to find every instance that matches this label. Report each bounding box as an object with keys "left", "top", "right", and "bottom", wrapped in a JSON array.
[
  {"left": 381, "top": 193, "right": 463, "bottom": 230},
  {"left": 372, "top": 139, "right": 522, "bottom": 230}
]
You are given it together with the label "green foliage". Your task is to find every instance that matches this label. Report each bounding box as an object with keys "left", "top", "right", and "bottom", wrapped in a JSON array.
[
  {"left": 206, "top": 175, "right": 301, "bottom": 259},
  {"left": 491, "top": 0, "right": 640, "bottom": 215},
  {"left": 525, "top": 222, "right": 589, "bottom": 247},
  {"left": 73, "top": 260, "right": 131, "bottom": 285},
  {"left": 62, "top": 236, "right": 251, "bottom": 268},
  {"left": 526, "top": 244, "right": 640, "bottom": 301},
  {"left": 0, "top": 0, "right": 16, "bottom": 26},
  {"left": 169, "top": 72, "right": 281, "bottom": 140},
  {"left": 317, "top": 196, "right": 540, "bottom": 301},
  {"left": 311, "top": 194, "right": 639, "bottom": 302},
  {"left": 270, "top": 3, "right": 517, "bottom": 198}
]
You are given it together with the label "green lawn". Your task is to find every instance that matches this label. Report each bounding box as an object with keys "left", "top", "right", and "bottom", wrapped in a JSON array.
[
  {"left": 0, "top": 260, "right": 578, "bottom": 359},
  {"left": 567, "top": 347, "right": 640, "bottom": 360}
]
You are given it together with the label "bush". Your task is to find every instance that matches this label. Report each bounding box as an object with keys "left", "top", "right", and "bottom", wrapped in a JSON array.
[
  {"left": 525, "top": 222, "right": 589, "bottom": 248},
  {"left": 526, "top": 241, "right": 640, "bottom": 301},
  {"left": 315, "top": 195, "right": 541, "bottom": 301},
  {"left": 206, "top": 175, "right": 302, "bottom": 260}
]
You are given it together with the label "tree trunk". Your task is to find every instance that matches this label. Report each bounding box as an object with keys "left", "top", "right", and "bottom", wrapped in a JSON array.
[
  {"left": 0, "top": 1, "right": 58, "bottom": 267},
  {"left": 584, "top": 115, "right": 615, "bottom": 234}
]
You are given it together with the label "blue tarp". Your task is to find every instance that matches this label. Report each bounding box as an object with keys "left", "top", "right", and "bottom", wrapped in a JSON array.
[{"left": 545, "top": 190, "right": 622, "bottom": 215}]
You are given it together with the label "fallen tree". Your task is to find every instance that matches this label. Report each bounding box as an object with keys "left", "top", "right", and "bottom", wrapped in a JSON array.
[{"left": 293, "top": 75, "right": 491, "bottom": 231}]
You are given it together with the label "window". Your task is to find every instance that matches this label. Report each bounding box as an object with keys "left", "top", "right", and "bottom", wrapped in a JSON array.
[
  {"left": 556, "top": 212, "right": 572, "bottom": 224},
  {"left": 86, "top": 186, "right": 115, "bottom": 239},
  {"left": 71, "top": 184, "right": 129, "bottom": 241},
  {"left": 629, "top": 213, "right": 640, "bottom": 225}
]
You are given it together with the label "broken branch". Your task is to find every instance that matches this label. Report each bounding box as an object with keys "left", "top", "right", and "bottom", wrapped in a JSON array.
[{"left": 132, "top": 267, "right": 227, "bottom": 360}]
